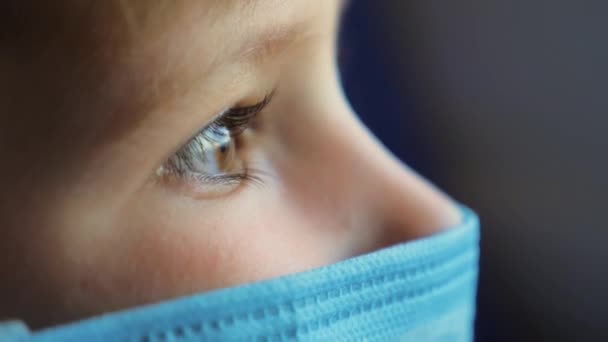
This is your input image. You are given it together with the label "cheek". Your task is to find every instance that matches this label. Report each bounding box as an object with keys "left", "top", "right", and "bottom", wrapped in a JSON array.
[{"left": 53, "top": 186, "right": 347, "bottom": 317}]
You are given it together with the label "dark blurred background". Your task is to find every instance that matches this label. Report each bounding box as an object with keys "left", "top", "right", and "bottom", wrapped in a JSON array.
[{"left": 340, "top": 1, "right": 608, "bottom": 341}]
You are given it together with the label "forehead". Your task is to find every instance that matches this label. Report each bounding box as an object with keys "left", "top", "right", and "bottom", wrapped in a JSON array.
[
  {"left": 2, "top": 0, "right": 335, "bottom": 99},
  {"left": 0, "top": 0, "right": 341, "bottom": 145},
  {"left": 1, "top": 0, "right": 328, "bottom": 54},
  {"left": 115, "top": 0, "right": 307, "bottom": 35}
]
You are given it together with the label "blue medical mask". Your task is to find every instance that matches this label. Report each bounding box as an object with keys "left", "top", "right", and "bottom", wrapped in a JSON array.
[{"left": 2, "top": 206, "right": 479, "bottom": 341}]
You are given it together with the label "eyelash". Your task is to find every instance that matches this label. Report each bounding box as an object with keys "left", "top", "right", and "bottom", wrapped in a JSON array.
[{"left": 159, "top": 93, "right": 274, "bottom": 187}]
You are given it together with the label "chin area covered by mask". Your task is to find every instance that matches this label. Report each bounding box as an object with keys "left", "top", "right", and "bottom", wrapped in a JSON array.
[{"left": 1, "top": 205, "right": 479, "bottom": 342}]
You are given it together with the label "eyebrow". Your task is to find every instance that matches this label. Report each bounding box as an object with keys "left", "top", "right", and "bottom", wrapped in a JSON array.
[
  {"left": 228, "top": 0, "right": 344, "bottom": 64},
  {"left": 235, "top": 23, "right": 310, "bottom": 65},
  {"left": 104, "top": 0, "right": 321, "bottom": 140}
]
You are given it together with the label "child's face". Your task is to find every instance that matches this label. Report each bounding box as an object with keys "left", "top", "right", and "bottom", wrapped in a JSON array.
[{"left": 0, "top": 0, "right": 459, "bottom": 328}]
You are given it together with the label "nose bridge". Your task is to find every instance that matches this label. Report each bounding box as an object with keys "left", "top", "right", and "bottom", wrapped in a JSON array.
[
  {"left": 337, "top": 106, "right": 462, "bottom": 240},
  {"left": 294, "top": 86, "right": 462, "bottom": 249},
  {"left": 277, "top": 61, "right": 461, "bottom": 250}
]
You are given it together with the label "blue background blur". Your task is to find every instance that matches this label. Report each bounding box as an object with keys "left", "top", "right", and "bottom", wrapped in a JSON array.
[{"left": 340, "top": 1, "right": 608, "bottom": 341}]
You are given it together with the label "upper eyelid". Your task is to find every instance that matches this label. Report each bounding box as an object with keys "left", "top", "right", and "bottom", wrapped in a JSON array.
[
  {"left": 209, "top": 90, "right": 276, "bottom": 130},
  {"left": 224, "top": 90, "right": 275, "bottom": 117},
  {"left": 172, "top": 89, "right": 276, "bottom": 159}
]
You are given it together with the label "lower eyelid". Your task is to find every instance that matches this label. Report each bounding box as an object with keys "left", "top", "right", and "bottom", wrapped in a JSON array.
[{"left": 155, "top": 169, "right": 247, "bottom": 199}]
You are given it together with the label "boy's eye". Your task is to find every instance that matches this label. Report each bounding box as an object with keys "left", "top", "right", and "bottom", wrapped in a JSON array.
[
  {"left": 157, "top": 93, "right": 273, "bottom": 194},
  {"left": 164, "top": 123, "right": 241, "bottom": 177}
]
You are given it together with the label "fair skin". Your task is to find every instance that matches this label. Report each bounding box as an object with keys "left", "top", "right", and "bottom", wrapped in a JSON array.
[{"left": 0, "top": 0, "right": 460, "bottom": 329}]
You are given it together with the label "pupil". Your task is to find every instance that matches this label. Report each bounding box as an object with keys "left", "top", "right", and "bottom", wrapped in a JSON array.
[{"left": 214, "top": 137, "right": 234, "bottom": 171}]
